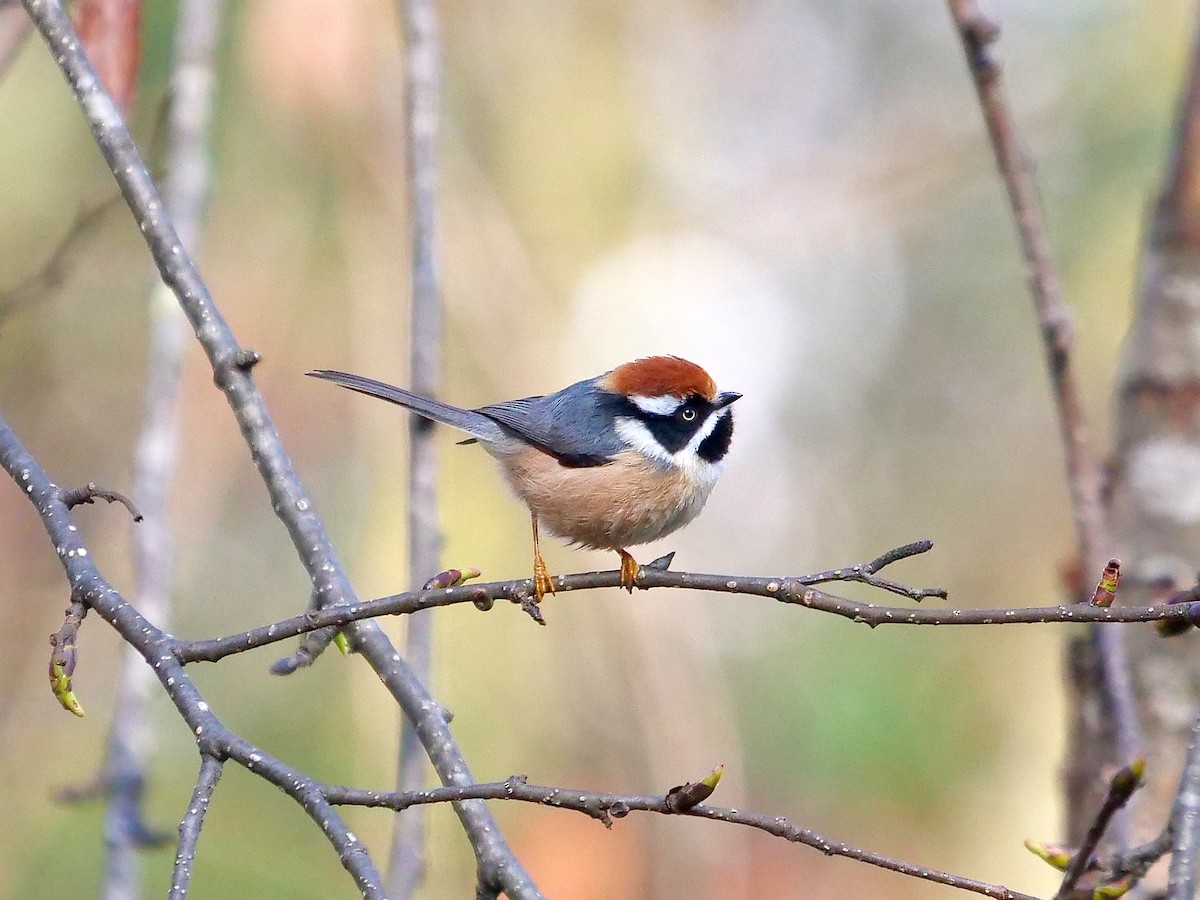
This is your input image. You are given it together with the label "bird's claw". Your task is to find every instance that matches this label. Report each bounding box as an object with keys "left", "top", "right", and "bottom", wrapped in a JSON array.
[
  {"left": 617, "top": 549, "right": 640, "bottom": 593},
  {"left": 533, "top": 556, "right": 557, "bottom": 603}
]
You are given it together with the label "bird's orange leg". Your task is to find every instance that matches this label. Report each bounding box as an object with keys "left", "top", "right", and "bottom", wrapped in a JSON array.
[
  {"left": 531, "top": 513, "right": 556, "bottom": 601},
  {"left": 617, "top": 548, "right": 640, "bottom": 593}
]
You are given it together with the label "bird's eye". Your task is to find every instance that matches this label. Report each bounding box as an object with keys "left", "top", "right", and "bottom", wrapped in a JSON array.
[{"left": 680, "top": 407, "right": 697, "bottom": 422}]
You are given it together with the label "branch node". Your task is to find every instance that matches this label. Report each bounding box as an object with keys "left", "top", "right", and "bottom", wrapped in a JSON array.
[
  {"left": 959, "top": 6, "right": 1001, "bottom": 81},
  {"left": 517, "top": 594, "right": 546, "bottom": 626},
  {"left": 469, "top": 588, "right": 495, "bottom": 612},
  {"left": 235, "top": 349, "right": 262, "bottom": 371}
]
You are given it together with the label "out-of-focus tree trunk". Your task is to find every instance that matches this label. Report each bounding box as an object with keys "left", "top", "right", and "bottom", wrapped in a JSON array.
[{"left": 1069, "top": 12, "right": 1200, "bottom": 885}]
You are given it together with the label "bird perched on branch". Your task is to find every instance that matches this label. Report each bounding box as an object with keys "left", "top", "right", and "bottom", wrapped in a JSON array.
[{"left": 308, "top": 356, "right": 740, "bottom": 602}]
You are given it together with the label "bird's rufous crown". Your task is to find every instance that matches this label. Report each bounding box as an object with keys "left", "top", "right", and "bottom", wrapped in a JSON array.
[{"left": 602, "top": 356, "right": 717, "bottom": 401}]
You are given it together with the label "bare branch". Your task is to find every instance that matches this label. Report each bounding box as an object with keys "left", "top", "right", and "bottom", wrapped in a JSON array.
[
  {"left": 176, "top": 559, "right": 1200, "bottom": 666},
  {"left": 58, "top": 481, "right": 143, "bottom": 521},
  {"left": 801, "top": 539, "right": 946, "bottom": 600},
  {"left": 326, "top": 777, "right": 1041, "bottom": 900},
  {"left": 168, "top": 754, "right": 223, "bottom": 900},
  {"left": 944, "top": 0, "right": 1106, "bottom": 582}
]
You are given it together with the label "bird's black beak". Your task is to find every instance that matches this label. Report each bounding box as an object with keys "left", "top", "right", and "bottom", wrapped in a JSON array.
[{"left": 716, "top": 391, "right": 742, "bottom": 409}]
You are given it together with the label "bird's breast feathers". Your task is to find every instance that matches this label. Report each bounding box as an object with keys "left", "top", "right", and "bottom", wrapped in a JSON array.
[{"left": 496, "top": 445, "right": 719, "bottom": 550}]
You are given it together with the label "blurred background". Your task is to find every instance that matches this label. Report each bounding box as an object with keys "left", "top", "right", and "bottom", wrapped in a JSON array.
[{"left": 0, "top": 0, "right": 1191, "bottom": 896}]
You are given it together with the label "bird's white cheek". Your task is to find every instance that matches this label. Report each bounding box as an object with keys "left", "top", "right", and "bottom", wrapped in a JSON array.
[
  {"left": 614, "top": 416, "right": 726, "bottom": 494},
  {"left": 614, "top": 417, "right": 673, "bottom": 465}
]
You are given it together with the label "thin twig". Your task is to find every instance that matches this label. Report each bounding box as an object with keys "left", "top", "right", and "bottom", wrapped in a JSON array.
[
  {"left": 325, "top": 778, "right": 1041, "bottom": 900},
  {"left": 268, "top": 625, "right": 338, "bottom": 674},
  {"left": 800, "top": 539, "right": 947, "bottom": 600},
  {"left": 1167, "top": 713, "right": 1200, "bottom": 896},
  {"left": 102, "top": 1, "right": 224, "bottom": 896},
  {"left": 945, "top": 0, "right": 1141, "bottom": 845},
  {"left": 58, "top": 481, "right": 143, "bottom": 521},
  {"left": 168, "top": 754, "right": 223, "bottom": 900},
  {"left": 19, "top": 3, "right": 540, "bottom": 895},
  {"left": 390, "top": 0, "right": 444, "bottom": 893}
]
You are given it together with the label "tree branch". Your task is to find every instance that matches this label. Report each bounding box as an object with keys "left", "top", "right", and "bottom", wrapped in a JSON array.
[
  {"left": 59, "top": 481, "right": 143, "bottom": 521},
  {"left": 167, "top": 754, "right": 223, "bottom": 900},
  {"left": 325, "top": 777, "right": 1041, "bottom": 900},
  {"left": 175, "top": 557, "right": 1200, "bottom": 666}
]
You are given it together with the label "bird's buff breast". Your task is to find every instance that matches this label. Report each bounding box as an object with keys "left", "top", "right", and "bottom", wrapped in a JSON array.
[{"left": 495, "top": 446, "right": 713, "bottom": 550}]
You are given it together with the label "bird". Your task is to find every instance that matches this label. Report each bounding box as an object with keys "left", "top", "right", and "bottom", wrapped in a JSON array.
[{"left": 308, "top": 356, "right": 740, "bottom": 602}]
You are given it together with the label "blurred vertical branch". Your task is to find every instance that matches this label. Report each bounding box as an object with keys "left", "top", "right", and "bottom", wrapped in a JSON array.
[
  {"left": 101, "top": 1, "right": 223, "bottom": 897},
  {"left": 1097, "top": 6, "right": 1200, "bottom": 884},
  {"left": 945, "top": 0, "right": 1143, "bottom": 852},
  {"left": 391, "top": 0, "right": 443, "bottom": 894}
]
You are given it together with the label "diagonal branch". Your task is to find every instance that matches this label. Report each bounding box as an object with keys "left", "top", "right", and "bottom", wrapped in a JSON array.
[
  {"left": 944, "top": 0, "right": 1107, "bottom": 575},
  {"left": 18, "top": 2, "right": 540, "bottom": 895}
]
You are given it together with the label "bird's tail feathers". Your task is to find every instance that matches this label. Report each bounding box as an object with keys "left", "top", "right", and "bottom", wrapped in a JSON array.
[{"left": 307, "top": 370, "right": 503, "bottom": 442}]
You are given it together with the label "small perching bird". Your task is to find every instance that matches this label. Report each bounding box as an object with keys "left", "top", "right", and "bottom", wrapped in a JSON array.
[{"left": 308, "top": 356, "right": 740, "bottom": 602}]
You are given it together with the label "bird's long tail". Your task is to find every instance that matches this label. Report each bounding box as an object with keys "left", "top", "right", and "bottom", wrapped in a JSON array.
[{"left": 307, "top": 370, "right": 504, "bottom": 442}]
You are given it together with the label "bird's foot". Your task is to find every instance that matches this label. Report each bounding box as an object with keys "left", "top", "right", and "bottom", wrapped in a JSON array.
[
  {"left": 617, "top": 549, "right": 640, "bottom": 593},
  {"left": 533, "top": 554, "right": 557, "bottom": 602}
]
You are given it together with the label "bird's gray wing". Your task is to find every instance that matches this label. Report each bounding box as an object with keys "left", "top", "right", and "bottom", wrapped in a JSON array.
[{"left": 475, "top": 383, "right": 627, "bottom": 467}]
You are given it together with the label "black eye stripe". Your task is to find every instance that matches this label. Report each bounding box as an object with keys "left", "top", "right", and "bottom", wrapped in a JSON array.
[{"left": 610, "top": 393, "right": 731, "bottom": 456}]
